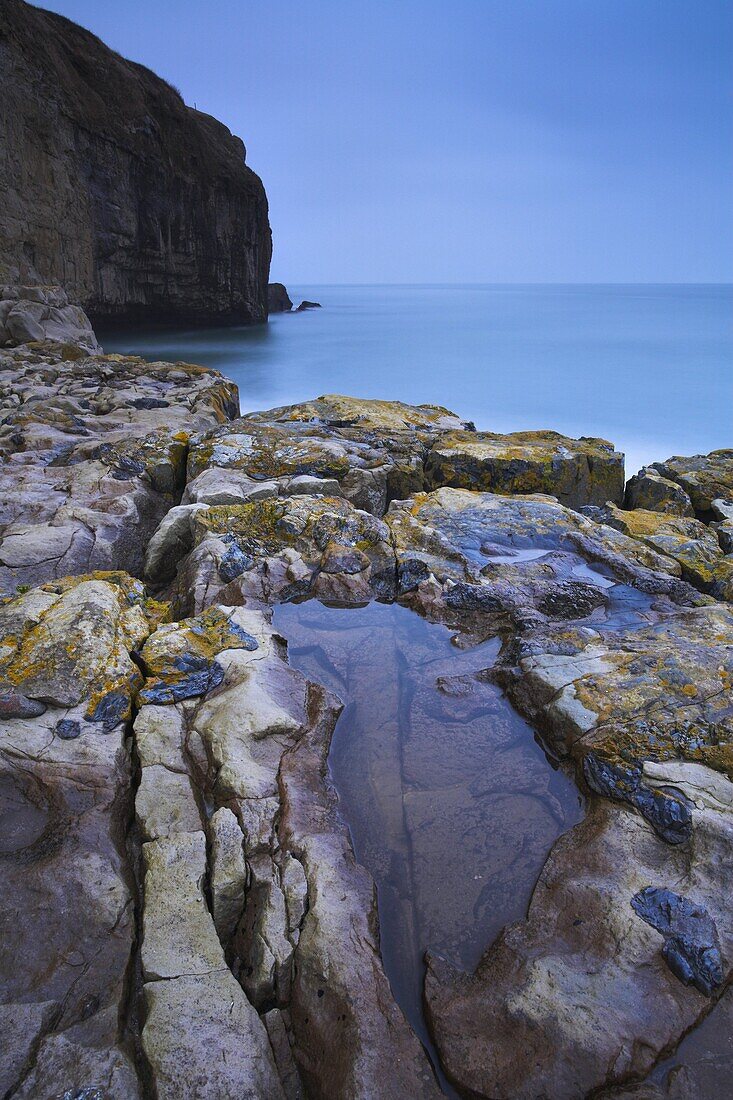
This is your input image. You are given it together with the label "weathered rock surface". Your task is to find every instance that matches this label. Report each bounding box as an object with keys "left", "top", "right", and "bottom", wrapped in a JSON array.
[
  {"left": 624, "top": 466, "right": 694, "bottom": 516},
  {"left": 425, "top": 428, "right": 625, "bottom": 508},
  {"left": 0, "top": 284, "right": 99, "bottom": 351},
  {"left": 2, "top": 366, "right": 731, "bottom": 1100},
  {"left": 0, "top": 572, "right": 163, "bottom": 1098},
  {"left": 0, "top": 0, "right": 271, "bottom": 322},
  {"left": 605, "top": 504, "right": 733, "bottom": 600},
  {"left": 133, "top": 604, "right": 442, "bottom": 1096},
  {"left": 167, "top": 495, "right": 397, "bottom": 614},
  {"left": 0, "top": 343, "right": 237, "bottom": 590},
  {"left": 651, "top": 450, "right": 733, "bottom": 519}
]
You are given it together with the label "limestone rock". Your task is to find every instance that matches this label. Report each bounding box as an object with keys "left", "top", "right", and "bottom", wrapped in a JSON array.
[
  {"left": 426, "top": 793, "right": 733, "bottom": 1099},
  {"left": 425, "top": 429, "right": 625, "bottom": 509},
  {"left": 0, "top": 285, "right": 99, "bottom": 351},
  {"left": 268, "top": 283, "right": 293, "bottom": 313},
  {"left": 605, "top": 504, "right": 733, "bottom": 600},
  {"left": 143, "top": 971, "right": 285, "bottom": 1100},
  {"left": 624, "top": 467, "right": 694, "bottom": 515},
  {"left": 651, "top": 450, "right": 733, "bottom": 518},
  {"left": 209, "top": 806, "right": 247, "bottom": 943},
  {"left": 0, "top": 0, "right": 271, "bottom": 323},
  {"left": 0, "top": 572, "right": 157, "bottom": 729},
  {"left": 141, "top": 830, "right": 226, "bottom": 980},
  {"left": 248, "top": 392, "right": 471, "bottom": 433},
  {"left": 137, "top": 604, "right": 259, "bottom": 704},
  {"left": 0, "top": 346, "right": 239, "bottom": 589},
  {"left": 0, "top": 675, "right": 139, "bottom": 1095},
  {"left": 280, "top": 686, "right": 443, "bottom": 1098},
  {"left": 170, "top": 495, "right": 397, "bottom": 614}
]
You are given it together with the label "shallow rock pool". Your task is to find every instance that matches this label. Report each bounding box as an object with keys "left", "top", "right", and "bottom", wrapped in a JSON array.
[{"left": 274, "top": 599, "right": 584, "bottom": 1072}]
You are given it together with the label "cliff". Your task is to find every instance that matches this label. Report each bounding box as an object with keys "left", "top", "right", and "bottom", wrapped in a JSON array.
[{"left": 0, "top": 0, "right": 271, "bottom": 324}]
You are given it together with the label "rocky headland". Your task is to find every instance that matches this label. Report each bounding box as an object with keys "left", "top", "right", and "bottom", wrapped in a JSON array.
[
  {"left": 1, "top": 299, "right": 731, "bottom": 1098},
  {"left": 0, "top": 0, "right": 271, "bottom": 324}
]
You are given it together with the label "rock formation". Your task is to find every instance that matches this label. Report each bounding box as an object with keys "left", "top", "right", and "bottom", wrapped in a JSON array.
[
  {"left": 0, "top": 0, "right": 271, "bottom": 324},
  {"left": 1, "top": 315, "right": 732, "bottom": 1097},
  {"left": 268, "top": 283, "right": 294, "bottom": 313}
]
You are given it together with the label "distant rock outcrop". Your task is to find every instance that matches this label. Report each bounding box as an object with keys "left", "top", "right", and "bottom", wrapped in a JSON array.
[
  {"left": 0, "top": 0, "right": 271, "bottom": 325},
  {"left": 296, "top": 300, "right": 322, "bottom": 311},
  {"left": 267, "top": 283, "right": 293, "bottom": 313}
]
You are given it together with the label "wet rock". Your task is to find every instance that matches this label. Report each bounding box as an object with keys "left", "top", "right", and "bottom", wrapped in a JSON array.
[
  {"left": 625, "top": 468, "right": 694, "bottom": 515},
  {"left": 387, "top": 489, "right": 700, "bottom": 639},
  {"left": 279, "top": 686, "right": 443, "bottom": 1098},
  {"left": 295, "top": 300, "right": 321, "bottom": 311},
  {"left": 584, "top": 753, "right": 692, "bottom": 844},
  {"left": 631, "top": 887, "right": 724, "bottom": 996},
  {"left": 424, "top": 429, "right": 625, "bottom": 509},
  {"left": 426, "top": 792, "right": 733, "bottom": 1099},
  {"left": 605, "top": 504, "right": 733, "bottom": 599}
]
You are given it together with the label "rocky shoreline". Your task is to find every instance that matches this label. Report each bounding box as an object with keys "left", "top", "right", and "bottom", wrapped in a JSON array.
[{"left": 1, "top": 305, "right": 732, "bottom": 1099}]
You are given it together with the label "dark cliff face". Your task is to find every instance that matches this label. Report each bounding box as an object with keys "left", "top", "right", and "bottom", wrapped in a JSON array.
[{"left": 0, "top": 0, "right": 272, "bottom": 324}]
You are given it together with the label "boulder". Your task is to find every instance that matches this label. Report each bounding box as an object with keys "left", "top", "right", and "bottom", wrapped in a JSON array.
[
  {"left": 651, "top": 450, "right": 733, "bottom": 518},
  {"left": 624, "top": 467, "right": 694, "bottom": 515},
  {"left": 268, "top": 283, "right": 293, "bottom": 313},
  {"left": 0, "top": 286, "right": 100, "bottom": 351},
  {"left": 424, "top": 429, "right": 625, "bottom": 509},
  {"left": 605, "top": 504, "right": 733, "bottom": 600}
]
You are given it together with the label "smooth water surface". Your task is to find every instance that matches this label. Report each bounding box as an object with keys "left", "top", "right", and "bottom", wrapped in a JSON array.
[
  {"left": 100, "top": 283, "right": 732, "bottom": 477},
  {"left": 273, "top": 599, "right": 583, "bottom": 1066}
]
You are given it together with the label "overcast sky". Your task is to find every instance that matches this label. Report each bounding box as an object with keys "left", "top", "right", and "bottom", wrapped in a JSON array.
[{"left": 40, "top": 0, "right": 733, "bottom": 283}]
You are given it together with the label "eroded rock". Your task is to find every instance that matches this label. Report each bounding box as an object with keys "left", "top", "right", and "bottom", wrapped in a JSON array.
[{"left": 425, "top": 429, "right": 625, "bottom": 509}]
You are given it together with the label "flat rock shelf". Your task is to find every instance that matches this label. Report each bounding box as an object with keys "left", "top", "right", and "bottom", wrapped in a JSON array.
[{"left": 274, "top": 599, "right": 584, "bottom": 1086}]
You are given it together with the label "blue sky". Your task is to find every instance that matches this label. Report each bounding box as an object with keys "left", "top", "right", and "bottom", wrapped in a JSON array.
[{"left": 40, "top": 0, "right": 733, "bottom": 283}]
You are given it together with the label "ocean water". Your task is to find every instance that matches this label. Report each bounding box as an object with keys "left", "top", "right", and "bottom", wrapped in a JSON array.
[{"left": 101, "top": 283, "right": 732, "bottom": 477}]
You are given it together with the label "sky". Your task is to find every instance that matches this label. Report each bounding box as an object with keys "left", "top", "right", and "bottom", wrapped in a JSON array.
[{"left": 39, "top": 0, "right": 733, "bottom": 284}]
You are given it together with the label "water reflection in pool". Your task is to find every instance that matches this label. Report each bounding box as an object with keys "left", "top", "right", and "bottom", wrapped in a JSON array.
[{"left": 273, "top": 599, "right": 584, "bottom": 1064}]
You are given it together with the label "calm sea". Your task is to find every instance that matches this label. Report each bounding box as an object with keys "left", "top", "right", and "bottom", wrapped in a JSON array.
[{"left": 101, "top": 284, "right": 732, "bottom": 477}]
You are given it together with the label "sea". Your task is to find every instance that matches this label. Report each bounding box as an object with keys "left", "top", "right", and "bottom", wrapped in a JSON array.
[{"left": 100, "top": 283, "right": 732, "bottom": 479}]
